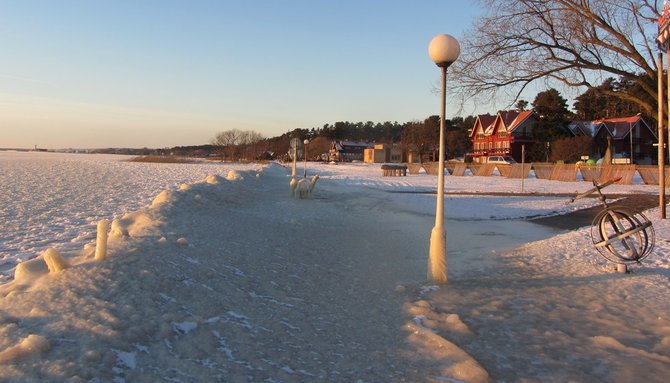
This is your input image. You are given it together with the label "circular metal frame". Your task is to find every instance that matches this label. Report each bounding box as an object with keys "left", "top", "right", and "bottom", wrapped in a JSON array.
[{"left": 590, "top": 208, "right": 655, "bottom": 264}]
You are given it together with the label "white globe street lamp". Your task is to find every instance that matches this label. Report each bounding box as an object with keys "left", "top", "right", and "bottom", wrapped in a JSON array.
[{"left": 427, "top": 34, "right": 460, "bottom": 283}]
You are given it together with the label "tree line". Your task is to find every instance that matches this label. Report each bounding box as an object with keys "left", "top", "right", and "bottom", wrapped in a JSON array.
[
  {"left": 210, "top": 117, "right": 475, "bottom": 163},
  {"left": 209, "top": 78, "right": 646, "bottom": 164}
]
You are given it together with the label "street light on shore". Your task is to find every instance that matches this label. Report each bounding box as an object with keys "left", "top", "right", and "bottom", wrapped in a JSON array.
[{"left": 427, "top": 34, "right": 460, "bottom": 283}]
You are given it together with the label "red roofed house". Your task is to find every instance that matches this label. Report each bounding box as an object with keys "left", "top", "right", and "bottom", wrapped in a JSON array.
[{"left": 469, "top": 111, "right": 537, "bottom": 163}]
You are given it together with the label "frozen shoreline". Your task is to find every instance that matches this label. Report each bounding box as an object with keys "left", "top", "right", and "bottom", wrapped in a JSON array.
[{"left": 0, "top": 152, "right": 668, "bottom": 382}]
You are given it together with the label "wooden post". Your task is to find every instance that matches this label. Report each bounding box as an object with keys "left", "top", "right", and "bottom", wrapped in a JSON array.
[
  {"left": 521, "top": 144, "right": 525, "bottom": 193},
  {"left": 659, "top": 53, "right": 667, "bottom": 219},
  {"left": 658, "top": 49, "right": 670, "bottom": 219}
]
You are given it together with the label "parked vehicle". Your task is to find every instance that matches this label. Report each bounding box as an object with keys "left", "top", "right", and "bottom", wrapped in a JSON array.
[{"left": 485, "top": 156, "right": 517, "bottom": 164}]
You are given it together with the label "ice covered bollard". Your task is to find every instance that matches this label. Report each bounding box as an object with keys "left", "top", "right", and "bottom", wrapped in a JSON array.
[
  {"left": 289, "top": 176, "right": 298, "bottom": 196},
  {"left": 95, "top": 219, "right": 109, "bottom": 261},
  {"left": 43, "top": 248, "right": 69, "bottom": 273}
]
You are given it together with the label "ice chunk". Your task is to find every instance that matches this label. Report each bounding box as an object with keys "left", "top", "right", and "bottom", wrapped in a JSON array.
[
  {"left": 150, "top": 190, "right": 173, "bottom": 207},
  {"left": 226, "top": 170, "right": 243, "bottom": 181},
  {"left": 42, "top": 248, "right": 69, "bottom": 273},
  {"left": 176, "top": 237, "right": 189, "bottom": 246},
  {"left": 109, "top": 219, "right": 129, "bottom": 240},
  {"left": 14, "top": 258, "right": 48, "bottom": 284},
  {"left": 114, "top": 349, "right": 137, "bottom": 369},
  {"left": 0, "top": 334, "right": 50, "bottom": 362},
  {"left": 119, "top": 212, "right": 160, "bottom": 237},
  {"left": 172, "top": 321, "right": 198, "bottom": 335},
  {"left": 205, "top": 174, "right": 222, "bottom": 184}
]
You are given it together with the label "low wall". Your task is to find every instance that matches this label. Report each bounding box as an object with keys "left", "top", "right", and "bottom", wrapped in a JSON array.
[{"left": 410, "top": 161, "right": 669, "bottom": 185}]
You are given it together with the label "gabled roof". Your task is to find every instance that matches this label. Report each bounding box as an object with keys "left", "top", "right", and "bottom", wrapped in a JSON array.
[
  {"left": 471, "top": 114, "right": 496, "bottom": 138},
  {"left": 590, "top": 115, "right": 656, "bottom": 140},
  {"left": 472, "top": 110, "right": 536, "bottom": 137},
  {"left": 506, "top": 110, "right": 536, "bottom": 133},
  {"left": 490, "top": 112, "right": 515, "bottom": 135},
  {"left": 498, "top": 111, "right": 521, "bottom": 127},
  {"left": 567, "top": 120, "right": 600, "bottom": 137}
]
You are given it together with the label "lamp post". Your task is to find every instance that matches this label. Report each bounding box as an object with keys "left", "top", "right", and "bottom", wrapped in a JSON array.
[
  {"left": 427, "top": 34, "right": 460, "bottom": 283},
  {"left": 303, "top": 139, "right": 310, "bottom": 178},
  {"left": 289, "top": 138, "right": 300, "bottom": 195}
]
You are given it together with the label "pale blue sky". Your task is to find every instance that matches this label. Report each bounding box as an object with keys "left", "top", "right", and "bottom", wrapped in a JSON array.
[{"left": 0, "top": 1, "right": 483, "bottom": 149}]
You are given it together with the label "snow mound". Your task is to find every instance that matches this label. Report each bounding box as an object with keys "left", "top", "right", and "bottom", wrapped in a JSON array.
[
  {"left": 405, "top": 316, "right": 490, "bottom": 383},
  {"left": 226, "top": 170, "right": 243, "bottom": 181},
  {"left": 406, "top": 300, "right": 474, "bottom": 339},
  {"left": 205, "top": 174, "right": 223, "bottom": 184},
  {"left": 150, "top": 190, "right": 175, "bottom": 207},
  {"left": 0, "top": 334, "right": 50, "bottom": 362},
  {"left": 116, "top": 211, "right": 162, "bottom": 238}
]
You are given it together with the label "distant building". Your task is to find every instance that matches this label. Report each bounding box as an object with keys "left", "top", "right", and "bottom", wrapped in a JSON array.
[
  {"left": 363, "top": 143, "right": 403, "bottom": 164},
  {"left": 329, "top": 141, "right": 372, "bottom": 162}
]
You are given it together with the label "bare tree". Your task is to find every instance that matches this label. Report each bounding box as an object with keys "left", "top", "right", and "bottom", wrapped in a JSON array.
[
  {"left": 453, "top": 0, "right": 661, "bottom": 117},
  {"left": 238, "top": 130, "right": 265, "bottom": 161},
  {"left": 212, "top": 129, "right": 242, "bottom": 161}
]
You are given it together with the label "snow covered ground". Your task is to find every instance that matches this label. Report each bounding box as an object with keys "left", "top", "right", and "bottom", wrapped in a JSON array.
[{"left": 0, "top": 152, "right": 668, "bottom": 382}]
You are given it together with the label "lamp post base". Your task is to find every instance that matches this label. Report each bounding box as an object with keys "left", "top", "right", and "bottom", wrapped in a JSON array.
[{"left": 428, "top": 226, "right": 447, "bottom": 283}]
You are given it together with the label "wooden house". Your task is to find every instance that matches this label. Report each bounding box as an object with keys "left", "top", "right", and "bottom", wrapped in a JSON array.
[
  {"left": 469, "top": 111, "right": 537, "bottom": 163},
  {"left": 568, "top": 115, "right": 658, "bottom": 164}
]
